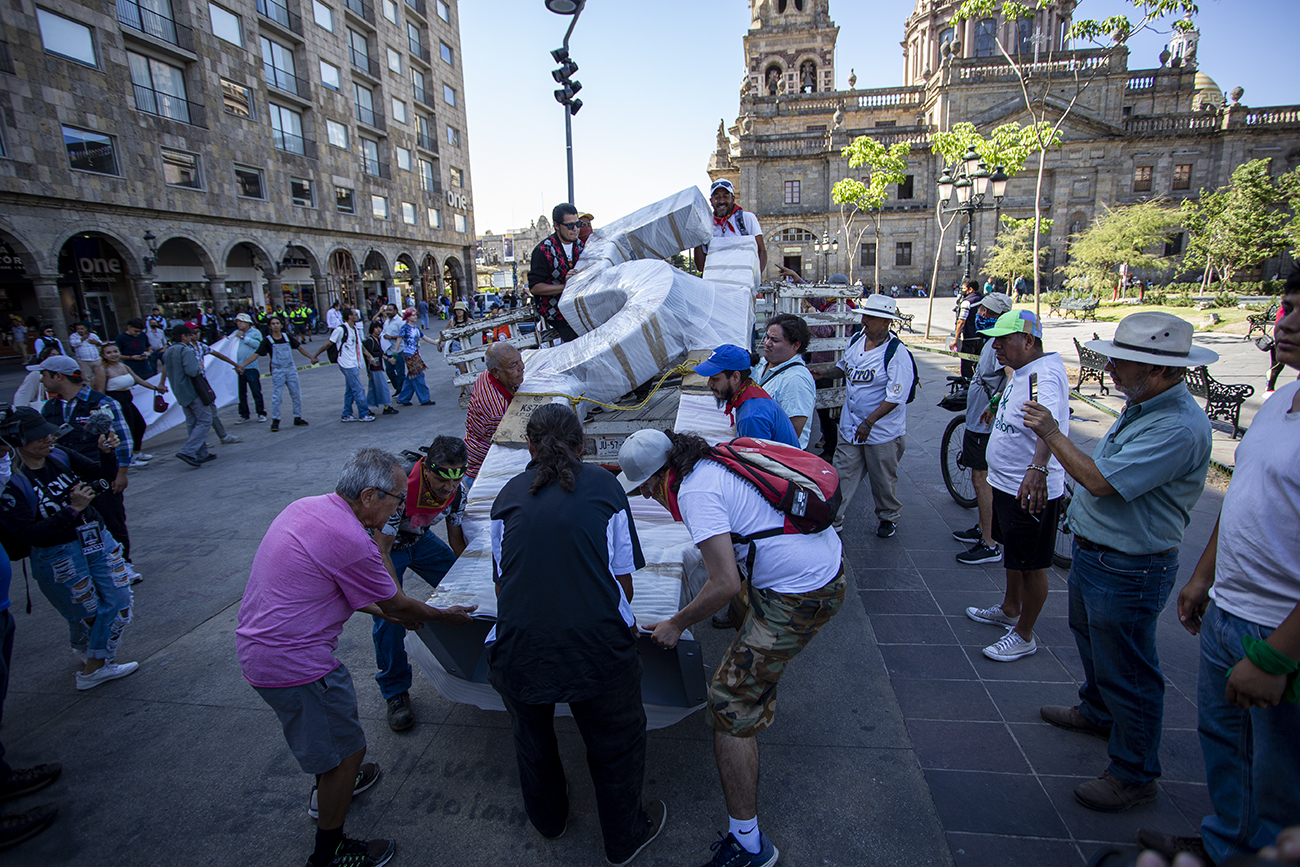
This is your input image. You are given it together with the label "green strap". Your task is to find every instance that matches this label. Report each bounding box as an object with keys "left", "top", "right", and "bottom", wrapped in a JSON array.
[{"left": 1228, "top": 635, "right": 1300, "bottom": 704}]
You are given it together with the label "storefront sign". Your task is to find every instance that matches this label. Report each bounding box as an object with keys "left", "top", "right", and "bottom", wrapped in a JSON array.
[{"left": 446, "top": 190, "right": 472, "bottom": 210}]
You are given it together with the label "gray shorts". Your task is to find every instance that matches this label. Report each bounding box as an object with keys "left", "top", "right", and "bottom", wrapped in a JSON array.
[{"left": 254, "top": 663, "right": 367, "bottom": 775}]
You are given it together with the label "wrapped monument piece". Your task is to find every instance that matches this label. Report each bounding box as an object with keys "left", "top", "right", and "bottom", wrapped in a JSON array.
[{"left": 409, "top": 186, "right": 762, "bottom": 729}]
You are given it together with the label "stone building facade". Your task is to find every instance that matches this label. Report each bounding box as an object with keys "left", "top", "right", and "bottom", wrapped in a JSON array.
[
  {"left": 0, "top": 0, "right": 477, "bottom": 340},
  {"left": 711, "top": 0, "right": 1300, "bottom": 289}
]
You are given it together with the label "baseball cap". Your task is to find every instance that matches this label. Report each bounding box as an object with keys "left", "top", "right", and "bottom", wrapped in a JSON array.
[
  {"left": 978, "top": 293, "right": 1014, "bottom": 316},
  {"left": 694, "top": 344, "right": 753, "bottom": 377},
  {"left": 235, "top": 313, "right": 254, "bottom": 323},
  {"left": 28, "top": 355, "right": 82, "bottom": 376},
  {"left": 710, "top": 179, "right": 735, "bottom": 195},
  {"left": 979, "top": 309, "right": 1042, "bottom": 339},
  {"left": 1, "top": 406, "right": 60, "bottom": 445},
  {"left": 616, "top": 429, "right": 673, "bottom": 493}
]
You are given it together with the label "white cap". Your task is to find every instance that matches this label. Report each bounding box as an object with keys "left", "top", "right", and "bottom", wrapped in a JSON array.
[{"left": 615, "top": 429, "right": 673, "bottom": 493}]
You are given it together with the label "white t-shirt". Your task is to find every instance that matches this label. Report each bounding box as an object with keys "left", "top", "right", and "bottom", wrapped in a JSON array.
[
  {"left": 836, "top": 335, "right": 913, "bottom": 446},
  {"left": 326, "top": 308, "right": 343, "bottom": 330},
  {"left": 676, "top": 461, "right": 841, "bottom": 595},
  {"left": 985, "top": 353, "right": 1069, "bottom": 499},
  {"left": 710, "top": 209, "right": 762, "bottom": 239},
  {"left": 1210, "top": 380, "right": 1300, "bottom": 628},
  {"left": 380, "top": 316, "right": 403, "bottom": 352},
  {"left": 330, "top": 323, "right": 365, "bottom": 369}
]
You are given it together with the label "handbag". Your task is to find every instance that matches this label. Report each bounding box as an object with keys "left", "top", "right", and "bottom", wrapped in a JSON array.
[
  {"left": 1255, "top": 333, "right": 1276, "bottom": 352},
  {"left": 191, "top": 373, "right": 216, "bottom": 406},
  {"left": 405, "top": 350, "right": 427, "bottom": 377},
  {"left": 153, "top": 393, "right": 169, "bottom": 413}
]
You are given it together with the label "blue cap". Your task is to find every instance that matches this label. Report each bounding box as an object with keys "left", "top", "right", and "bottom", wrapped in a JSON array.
[{"left": 694, "top": 344, "right": 753, "bottom": 377}]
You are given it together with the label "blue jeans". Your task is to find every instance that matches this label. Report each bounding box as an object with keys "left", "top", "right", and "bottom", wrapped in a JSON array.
[
  {"left": 339, "top": 366, "right": 369, "bottom": 419},
  {"left": 1068, "top": 541, "right": 1178, "bottom": 786},
  {"left": 0, "top": 609, "right": 14, "bottom": 776},
  {"left": 237, "top": 366, "right": 265, "bottom": 418},
  {"left": 29, "top": 533, "right": 133, "bottom": 661},
  {"left": 1197, "top": 601, "right": 1300, "bottom": 863},
  {"left": 396, "top": 359, "right": 430, "bottom": 404},
  {"left": 367, "top": 368, "right": 391, "bottom": 407},
  {"left": 384, "top": 354, "right": 405, "bottom": 394},
  {"left": 371, "top": 532, "right": 456, "bottom": 700}
]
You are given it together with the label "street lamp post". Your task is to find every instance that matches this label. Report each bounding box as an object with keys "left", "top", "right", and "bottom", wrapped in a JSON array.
[
  {"left": 546, "top": 0, "right": 585, "bottom": 205},
  {"left": 814, "top": 231, "right": 838, "bottom": 282},
  {"left": 937, "top": 147, "right": 1007, "bottom": 281}
]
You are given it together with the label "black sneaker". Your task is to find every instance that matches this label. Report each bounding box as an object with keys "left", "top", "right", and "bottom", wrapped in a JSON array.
[
  {"left": 956, "top": 541, "right": 1002, "bottom": 565},
  {"left": 176, "top": 453, "right": 202, "bottom": 468},
  {"left": 294, "top": 418, "right": 309, "bottom": 426},
  {"left": 312, "top": 836, "right": 395, "bottom": 867},
  {"left": 876, "top": 520, "right": 897, "bottom": 538},
  {"left": 0, "top": 803, "right": 57, "bottom": 851},
  {"left": 607, "top": 800, "right": 666, "bottom": 867},
  {"left": 307, "top": 762, "right": 381, "bottom": 819},
  {"left": 382, "top": 406, "right": 399, "bottom": 416},
  {"left": 270, "top": 419, "right": 280, "bottom": 432},
  {"left": 198, "top": 454, "right": 217, "bottom": 463},
  {"left": 952, "top": 525, "right": 983, "bottom": 544},
  {"left": 386, "top": 693, "right": 414, "bottom": 731},
  {"left": 0, "top": 764, "right": 62, "bottom": 802},
  {"left": 419, "top": 400, "right": 436, "bottom": 406}
]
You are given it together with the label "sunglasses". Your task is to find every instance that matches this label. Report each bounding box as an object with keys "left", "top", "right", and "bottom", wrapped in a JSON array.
[{"left": 560, "top": 221, "right": 586, "bottom": 230}]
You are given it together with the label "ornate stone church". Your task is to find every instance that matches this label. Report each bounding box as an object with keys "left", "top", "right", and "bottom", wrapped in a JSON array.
[{"left": 708, "top": 0, "right": 1300, "bottom": 288}]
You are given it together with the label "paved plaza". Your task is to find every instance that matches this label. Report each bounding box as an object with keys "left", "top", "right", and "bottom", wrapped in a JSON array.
[{"left": 0, "top": 303, "right": 1272, "bottom": 866}]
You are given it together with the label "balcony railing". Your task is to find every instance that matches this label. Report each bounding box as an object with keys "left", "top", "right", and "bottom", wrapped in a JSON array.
[
  {"left": 350, "top": 48, "right": 380, "bottom": 78},
  {"left": 273, "top": 130, "right": 317, "bottom": 158},
  {"left": 132, "top": 84, "right": 206, "bottom": 126},
  {"left": 420, "top": 175, "right": 442, "bottom": 195},
  {"left": 408, "top": 39, "right": 430, "bottom": 63},
  {"left": 415, "top": 131, "right": 438, "bottom": 153},
  {"left": 404, "top": 0, "right": 425, "bottom": 16},
  {"left": 116, "top": 0, "right": 195, "bottom": 51},
  {"left": 356, "top": 105, "right": 386, "bottom": 130},
  {"left": 257, "top": 0, "right": 303, "bottom": 34},
  {"left": 362, "top": 157, "right": 390, "bottom": 179},
  {"left": 343, "top": 0, "right": 374, "bottom": 25},
  {"left": 412, "top": 79, "right": 431, "bottom": 106},
  {"left": 0, "top": 41, "right": 13, "bottom": 75},
  {"left": 264, "top": 65, "right": 308, "bottom": 98}
]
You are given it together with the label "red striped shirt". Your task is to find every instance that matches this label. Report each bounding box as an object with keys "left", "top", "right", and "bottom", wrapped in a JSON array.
[{"left": 465, "top": 370, "right": 513, "bottom": 478}]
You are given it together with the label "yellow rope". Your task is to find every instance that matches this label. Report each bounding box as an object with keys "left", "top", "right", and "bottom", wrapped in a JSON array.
[{"left": 514, "top": 361, "right": 698, "bottom": 412}]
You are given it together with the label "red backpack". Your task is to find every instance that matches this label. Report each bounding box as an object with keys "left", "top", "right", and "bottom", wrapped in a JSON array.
[{"left": 709, "top": 437, "right": 841, "bottom": 543}]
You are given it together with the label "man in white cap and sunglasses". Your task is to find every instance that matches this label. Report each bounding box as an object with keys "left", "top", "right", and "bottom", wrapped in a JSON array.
[
  {"left": 693, "top": 179, "right": 767, "bottom": 275},
  {"left": 1022, "top": 311, "right": 1215, "bottom": 813}
]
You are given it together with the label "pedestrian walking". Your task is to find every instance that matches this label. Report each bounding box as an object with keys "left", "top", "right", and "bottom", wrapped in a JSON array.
[
  {"left": 162, "top": 325, "right": 216, "bottom": 466},
  {"left": 93, "top": 343, "right": 165, "bottom": 467},
  {"left": 243, "top": 315, "right": 313, "bottom": 432},
  {"left": 310, "top": 309, "right": 375, "bottom": 423},
  {"left": 393, "top": 309, "right": 437, "bottom": 407},
  {"left": 362, "top": 322, "right": 399, "bottom": 417}
]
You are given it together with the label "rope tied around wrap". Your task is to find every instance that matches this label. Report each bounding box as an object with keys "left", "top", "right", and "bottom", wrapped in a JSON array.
[{"left": 514, "top": 360, "right": 698, "bottom": 413}]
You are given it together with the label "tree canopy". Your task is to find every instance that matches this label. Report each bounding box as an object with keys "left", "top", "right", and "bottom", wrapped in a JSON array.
[
  {"left": 1062, "top": 200, "right": 1178, "bottom": 293},
  {"left": 984, "top": 216, "right": 1054, "bottom": 284},
  {"left": 833, "top": 137, "right": 911, "bottom": 288},
  {"left": 1181, "top": 159, "right": 1291, "bottom": 286}
]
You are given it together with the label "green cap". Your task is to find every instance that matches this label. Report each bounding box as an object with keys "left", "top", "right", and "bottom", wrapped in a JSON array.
[{"left": 978, "top": 309, "right": 1042, "bottom": 339}]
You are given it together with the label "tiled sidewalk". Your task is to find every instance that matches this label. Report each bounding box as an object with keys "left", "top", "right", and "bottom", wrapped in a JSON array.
[{"left": 834, "top": 351, "right": 1222, "bottom": 866}]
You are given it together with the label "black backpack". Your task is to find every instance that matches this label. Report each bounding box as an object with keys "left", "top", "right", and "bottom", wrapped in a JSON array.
[
  {"left": 327, "top": 324, "right": 352, "bottom": 364},
  {"left": 883, "top": 337, "right": 921, "bottom": 404}
]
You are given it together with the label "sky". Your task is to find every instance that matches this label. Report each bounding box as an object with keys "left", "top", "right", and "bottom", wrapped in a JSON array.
[{"left": 458, "top": 0, "right": 1297, "bottom": 236}]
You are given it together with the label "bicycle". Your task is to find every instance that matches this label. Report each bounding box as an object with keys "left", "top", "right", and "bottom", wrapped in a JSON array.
[{"left": 937, "top": 375, "right": 977, "bottom": 509}]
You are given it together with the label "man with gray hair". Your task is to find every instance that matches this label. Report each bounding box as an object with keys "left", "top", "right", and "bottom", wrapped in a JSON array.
[
  {"left": 237, "top": 447, "right": 476, "bottom": 867},
  {"left": 464, "top": 341, "right": 525, "bottom": 491},
  {"left": 1024, "top": 312, "right": 1216, "bottom": 813}
]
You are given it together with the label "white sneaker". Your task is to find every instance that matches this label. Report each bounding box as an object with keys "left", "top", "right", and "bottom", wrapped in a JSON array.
[
  {"left": 127, "top": 457, "right": 149, "bottom": 469},
  {"left": 134, "top": 453, "right": 153, "bottom": 461},
  {"left": 76, "top": 661, "right": 140, "bottom": 690},
  {"left": 220, "top": 434, "right": 242, "bottom": 444},
  {"left": 965, "top": 604, "right": 1018, "bottom": 628},
  {"left": 983, "top": 630, "right": 1037, "bottom": 662}
]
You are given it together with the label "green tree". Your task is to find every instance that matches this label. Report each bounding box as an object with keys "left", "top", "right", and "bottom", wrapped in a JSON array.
[
  {"left": 1280, "top": 166, "right": 1300, "bottom": 249},
  {"left": 954, "top": 0, "right": 1197, "bottom": 312},
  {"left": 984, "top": 216, "right": 1054, "bottom": 285},
  {"left": 832, "top": 137, "right": 911, "bottom": 291},
  {"left": 1063, "top": 200, "right": 1178, "bottom": 295},
  {"left": 1181, "top": 159, "right": 1290, "bottom": 289}
]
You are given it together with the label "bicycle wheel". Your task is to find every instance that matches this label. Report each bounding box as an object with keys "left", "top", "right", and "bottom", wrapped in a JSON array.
[
  {"left": 1052, "top": 477, "right": 1075, "bottom": 569},
  {"left": 940, "top": 415, "right": 977, "bottom": 508}
]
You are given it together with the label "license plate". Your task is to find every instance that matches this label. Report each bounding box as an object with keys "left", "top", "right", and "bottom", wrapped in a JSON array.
[{"left": 596, "top": 436, "right": 625, "bottom": 458}]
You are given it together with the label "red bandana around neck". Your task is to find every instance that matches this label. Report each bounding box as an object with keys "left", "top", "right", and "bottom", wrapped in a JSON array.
[
  {"left": 713, "top": 204, "right": 744, "bottom": 233},
  {"left": 723, "top": 380, "right": 771, "bottom": 426}
]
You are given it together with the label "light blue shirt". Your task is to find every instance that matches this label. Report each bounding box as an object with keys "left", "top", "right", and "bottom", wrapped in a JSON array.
[
  {"left": 1066, "top": 382, "right": 1211, "bottom": 555},
  {"left": 752, "top": 359, "right": 816, "bottom": 449},
  {"left": 235, "top": 327, "right": 263, "bottom": 369}
]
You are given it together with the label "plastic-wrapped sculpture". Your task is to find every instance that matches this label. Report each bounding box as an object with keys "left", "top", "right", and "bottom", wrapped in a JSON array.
[{"left": 406, "top": 187, "right": 761, "bottom": 727}]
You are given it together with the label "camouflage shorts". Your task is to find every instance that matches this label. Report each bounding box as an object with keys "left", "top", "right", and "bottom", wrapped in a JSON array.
[{"left": 708, "top": 564, "right": 846, "bottom": 737}]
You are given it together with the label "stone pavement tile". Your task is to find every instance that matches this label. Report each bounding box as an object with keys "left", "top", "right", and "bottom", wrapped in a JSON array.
[
  {"left": 946, "top": 614, "right": 1014, "bottom": 647},
  {"left": 918, "top": 566, "right": 1002, "bottom": 593},
  {"left": 854, "top": 567, "right": 927, "bottom": 590},
  {"left": 1039, "top": 774, "right": 1199, "bottom": 846},
  {"left": 929, "top": 589, "right": 1006, "bottom": 618},
  {"left": 892, "top": 679, "right": 1001, "bottom": 723},
  {"left": 907, "top": 719, "right": 1032, "bottom": 774},
  {"left": 1053, "top": 646, "right": 1089, "bottom": 683},
  {"left": 1161, "top": 685, "right": 1200, "bottom": 732},
  {"left": 1030, "top": 615, "right": 1074, "bottom": 648},
  {"left": 1158, "top": 727, "right": 1207, "bottom": 785},
  {"left": 983, "top": 680, "right": 1086, "bottom": 727},
  {"left": 878, "top": 644, "right": 978, "bottom": 681},
  {"left": 909, "top": 547, "right": 988, "bottom": 571},
  {"left": 839, "top": 539, "right": 917, "bottom": 569},
  {"left": 870, "top": 614, "right": 957, "bottom": 646},
  {"left": 967, "top": 646, "right": 1076, "bottom": 684},
  {"left": 1161, "top": 781, "right": 1213, "bottom": 831},
  {"left": 922, "top": 768, "right": 1069, "bottom": 837},
  {"left": 1007, "top": 721, "right": 1110, "bottom": 778},
  {"left": 859, "top": 589, "right": 943, "bottom": 616},
  {"left": 946, "top": 831, "right": 1086, "bottom": 866}
]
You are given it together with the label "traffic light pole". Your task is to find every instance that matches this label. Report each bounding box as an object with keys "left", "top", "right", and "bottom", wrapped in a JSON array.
[{"left": 565, "top": 105, "right": 574, "bottom": 205}]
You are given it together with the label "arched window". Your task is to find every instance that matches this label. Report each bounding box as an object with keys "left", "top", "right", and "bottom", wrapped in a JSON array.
[
  {"left": 776, "top": 228, "right": 815, "bottom": 243},
  {"left": 975, "top": 18, "right": 997, "bottom": 57},
  {"left": 1016, "top": 18, "right": 1034, "bottom": 54}
]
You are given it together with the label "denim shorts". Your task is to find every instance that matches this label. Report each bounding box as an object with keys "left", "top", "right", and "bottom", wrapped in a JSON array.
[{"left": 254, "top": 663, "right": 367, "bottom": 775}]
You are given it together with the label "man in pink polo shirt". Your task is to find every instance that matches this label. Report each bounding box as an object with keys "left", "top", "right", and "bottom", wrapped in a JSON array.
[{"left": 237, "top": 447, "right": 475, "bottom": 867}]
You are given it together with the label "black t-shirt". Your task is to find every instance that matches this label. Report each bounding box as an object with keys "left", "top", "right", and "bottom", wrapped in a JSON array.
[
  {"left": 0, "top": 449, "right": 114, "bottom": 549},
  {"left": 362, "top": 336, "right": 385, "bottom": 371},
  {"left": 255, "top": 333, "right": 301, "bottom": 356},
  {"left": 486, "top": 460, "right": 644, "bottom": 704}
]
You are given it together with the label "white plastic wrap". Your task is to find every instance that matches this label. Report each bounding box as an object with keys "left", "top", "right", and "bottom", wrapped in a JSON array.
[{"left": 565, "top": 186, "right": 713, "bottom": 289}]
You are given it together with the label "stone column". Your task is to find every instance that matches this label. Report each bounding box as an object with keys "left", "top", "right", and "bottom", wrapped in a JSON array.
[
  {"left": 133, "top": 275, "right": 156, "bottom": 320},
  {"left": 264, "top": 269, "right": 284, "bottom": 310},
  {"left": 207, "top": 273, "right": 228, "bottom": 311},
  {"left": 313, "top": 275, "right": 329, "bottom": 309},
  {"left": 32, "top": 276, "right": 67, "bottom": 339}
]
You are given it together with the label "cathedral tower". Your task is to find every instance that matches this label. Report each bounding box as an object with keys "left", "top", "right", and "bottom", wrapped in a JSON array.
[{"left": 745, "top": 0, "right": 839, "bottom": 97}]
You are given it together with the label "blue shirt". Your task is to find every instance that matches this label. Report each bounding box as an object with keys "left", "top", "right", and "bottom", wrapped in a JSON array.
[
  {"left": 735, "top": 394, "right": 800, "bottom": 447},
  {"left": 1066, "top": 383, "right": 1211, "bottom": 555},
  {"left": 235, "top": 327, "right": 263, "bottom": 369}
]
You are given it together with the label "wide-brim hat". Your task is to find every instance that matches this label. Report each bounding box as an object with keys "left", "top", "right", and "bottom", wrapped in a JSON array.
[
  {"left": 1085, "top": 312, "right": 1218, "bottom": 367},
  {"left": 616, "top": 429, "right": 673, "bottom": 493},
  {"left": 856, "top": 294, "right": 904, "bottom": 321}
]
